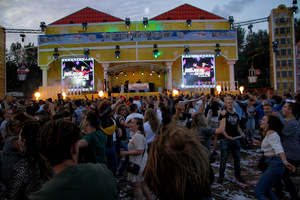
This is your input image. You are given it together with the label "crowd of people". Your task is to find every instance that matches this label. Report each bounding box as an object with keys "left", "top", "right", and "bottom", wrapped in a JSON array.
[{"left": 0, "top": 90, "right": 299, "bottom": 200}]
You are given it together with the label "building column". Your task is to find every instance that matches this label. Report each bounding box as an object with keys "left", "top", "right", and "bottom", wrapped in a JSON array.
[
  {"left": 40, "top": 66, "right": 49, "bottom": 87},
  {"left": 226, "top": 60, "right": 237, "bottom": 91},
  {"left": 165, "top": 61, "right": 173, "bottom": 91},
  {"left": 101, "top": 63, "right": 109, "bottom": 93}
]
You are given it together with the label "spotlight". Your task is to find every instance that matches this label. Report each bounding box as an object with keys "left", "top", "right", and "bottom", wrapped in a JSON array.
[
  {"left": 20, "top": 34, "right": 25, "bottom": 42},
  {"left": 215, "top": 44, "right": 221, "bottom": 56},
  {"left": 82, "top": 22, "right": 88, "bottom": 29},
  {"left": 125, "top": 18, "right": 130, "bottom": 28},
  {"left": 293, "top": 0, "right": 297, "bottom": 4},
  {"left": 62, "top": 92, "right": 66, "bottom": 100},
  {"left": 248, "top": 24, "right": 253, "bottom": 33},
  {"left": 143, "top": 17, "right": 148, "bottom": 28},
  {"left": 150, "top": 73, "right": 152, "bottom": 76},
  {"left": 124, "top": 73, "right": 127, "bottom": 77},
  {"left": 40, "top": 22, "right": 46, "bottom": 31},
  {"left": 172, "top": 90, "right": 179, "bottom": 96},
  {"left": 115, "top": 45, "right": 120, "bottom": 58},
  {"left": 84, "top": 48, "right": 90, "bottom": 59},
  {"left": 239, "top": 86, "right": 244, "bottom": 94},
  {"left": 141, "top": 72, "right": 144, "bottom": 75},
  {"left": 53, "top": 48, "right": 59, "bottom": 61},
  {"left": 184, "top": 45, "right": 190, "bottom": 55},
  {"left": 228, "top": 16, "right": 234, "bottom": 29},
  {"left": 98, "top": 90, "right": 104, "bottom": 97},
  {"left": 132, "top": 72, "right": 135, "bottom": 75},
  {"left": 153, "top": 44, "right": 159, "bottom": 58},
  {"left": 216, "top": 85, "right": 222, "bottom": 95},
  {"left": 292, "top": 5, "right": 299, "bottom": 15},
  {"left": 186, "top": 19, "right": 192, "bottom": 27},
  {"left": 272, "top": 41, "right": 279, "bottom": 52},
  {"left": 116, "top": 76, "right": 118, "bottom": 79}
]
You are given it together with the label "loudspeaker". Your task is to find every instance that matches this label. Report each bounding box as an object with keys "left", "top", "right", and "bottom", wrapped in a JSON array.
[{"left": 210, "top": 88, "right": 215, "bottom": 95}]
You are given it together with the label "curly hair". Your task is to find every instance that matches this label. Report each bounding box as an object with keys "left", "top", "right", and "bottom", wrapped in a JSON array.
[
  {"left": 144, "top": 123, "right": 211, "bottom": 200},
  {"left": 115, "top": 104, "right": 128, "bottom": 116},
  {"left": 144, "top": 109, "right": 160, "bottom": 133},
  {"left": 98, "top": 100, "right": 112, "bottom": 115}
]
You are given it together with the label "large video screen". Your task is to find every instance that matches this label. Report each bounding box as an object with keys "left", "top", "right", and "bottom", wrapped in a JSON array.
[
  {"left": 61, "top": 58, "right": 94, "bottom": 91},
  {"left": 182, "top": 54, "right": 215, "bottom": 87}
]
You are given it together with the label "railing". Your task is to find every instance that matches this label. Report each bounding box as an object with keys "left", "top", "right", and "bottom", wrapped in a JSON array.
[{"left": 184, "top": 81, "right": 239, "bottom": 93}]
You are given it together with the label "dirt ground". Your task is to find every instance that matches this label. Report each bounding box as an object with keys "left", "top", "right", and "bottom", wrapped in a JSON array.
[{"left": 118, "top": 145, "right": 300, "bottom": 200}]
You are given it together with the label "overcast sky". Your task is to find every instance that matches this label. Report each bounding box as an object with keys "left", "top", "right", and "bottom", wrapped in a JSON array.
[{"left": 0, "top": 0, "right": 299, "bottom": 48}]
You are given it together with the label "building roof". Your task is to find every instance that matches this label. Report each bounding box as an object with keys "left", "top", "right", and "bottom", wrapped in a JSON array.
[
  {"left": 150, "top": 3, "right": 225, "bottom": 20},
  {"left": 50, "top": 7, "right": 124, "bottom": 25}
]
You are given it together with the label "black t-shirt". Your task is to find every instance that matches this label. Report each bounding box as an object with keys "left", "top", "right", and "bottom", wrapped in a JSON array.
[{"left": 218, "top": 111, "right": 240, "bottom": 140}]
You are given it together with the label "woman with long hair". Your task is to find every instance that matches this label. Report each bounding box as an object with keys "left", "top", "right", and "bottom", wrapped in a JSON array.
[
  {"left": 8, "top": 122, "right": 52, "bottom": 199},
  {"left": 120, "top": 118, "right": 152, "bottom": 200},
  {"left": 1, "top": 113, "right": 37, "bottom": 185},
  {"left": 144, "top": 123, "right": 212, "bottom": 200},
  {"left": 144, "top": 108, "right": 160, "bottom": 150},
  {"left": 206, "top": 100, "right": 221, "bottom": 155},
  {"left": 253, "top": 115, "right": 295, "bottom": 200}
]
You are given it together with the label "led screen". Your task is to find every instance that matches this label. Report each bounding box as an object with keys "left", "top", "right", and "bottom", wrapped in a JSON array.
[
  {"left": 61, "top": 58, "right": 94, "bottom": 91},
  {"left": 182, "top": 54, "right": 215, "bottom": 87}
]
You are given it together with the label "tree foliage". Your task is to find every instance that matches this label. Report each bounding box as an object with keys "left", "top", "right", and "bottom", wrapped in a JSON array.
[
  {"left": 295, "top": 17, "right": 300, "bottom": 43},
  {"left": 5, "top": 43, "right": 42, "bottom": 97},
  {"left": 234, "top": 29, "right": 270, "bottom": 88}
]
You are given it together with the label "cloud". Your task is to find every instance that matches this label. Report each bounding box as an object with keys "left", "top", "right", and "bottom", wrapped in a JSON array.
[{"left": 212, "top": 0, "right": 256, "bottom": 18}]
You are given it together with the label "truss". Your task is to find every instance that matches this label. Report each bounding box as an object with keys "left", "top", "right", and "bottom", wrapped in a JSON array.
[
  {"left": 233, "top": 17, "right": 269, "bottom": 27},
  {"left": 4, "top": 28, "right": 44, "bottom": 34}
]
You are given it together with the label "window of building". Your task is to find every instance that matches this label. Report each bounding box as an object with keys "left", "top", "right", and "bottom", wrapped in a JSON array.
[
  {"left": 288, "top": 60, "right": 292, "bottom": 66},
  {"left": 280, "top": 18, "right": 285, "bottom": 23},
  {"left": 288, "top": 49, "right": 292, "bottom": 55},
  {"left": 282, "top": 71, "right": 287, "bottom": 77},
  {"left": 280, "top": 38, "right": 286, "bottom": 45},
  {"left": 287, "top": 38, "right": 291, "bottom": 44},
  {"left": 282, "top": 60, "right": 287, "bottom": 67},
  {"left": 298, "top": 50, "right": 300, "bottom": 55},
  {"left": 277, "top": 83, "right": 280, "bottom": 90},
  {"left": 290, "top": 83, "right": 293, "bottom": 90},
  {"left": 280, "top": 27, "right": 286, "bottom": 34},
  {"left": 275, "top": 18, "right": 278, "bottom": 24},
  {"left": 275, "top": 39, "right": 279, "bottom": 44},
  {"left": 276, "top": 60, "right": 281, "bottom": 67},
  {"left": 298, "top": 59, "right": 300, "bottom": 65},
  {"left": 286, "top": 17, "right": 290, "bottom": 23},
  {"left": 283, "top": 82, "right": 288, "bottom": 89},
  {"left": 298, "top": 75, "right": 300, "bottom": 81},
  {"left": 288, "top": 71, "right": 293, "bottom": 77},
  {"left": 275, "top": 28, "right": 278, "bottom": 34},
  {"left": 276, "top": 51, "right": 280, "bottom": 56},
  {"left": 286, "top": 27, "right": 291, "bottom": 34},
  {"left": 277, "top": 71, "right": 281, "bottom": 78},
  {"left": 281, "top": 49, "right": 286, "bottom": 56}
]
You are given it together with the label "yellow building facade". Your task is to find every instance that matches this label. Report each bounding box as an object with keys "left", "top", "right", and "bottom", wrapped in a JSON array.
[
  {"left": 269, "top": 4, "right": 296, "bottom": 94},
  {"left": 38, "top": 4, "right": 238, "bottom": 99}
]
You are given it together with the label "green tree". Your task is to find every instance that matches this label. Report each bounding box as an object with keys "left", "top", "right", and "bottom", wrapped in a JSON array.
[
  {"left": 295, "top": 17, "right": 300, "bottom": 43},
  {"left": 6, "top": 43, "right": 42, "bottom": 97},
  {"left": 234, "top": 29, "right": 270, "bottom": 88}
]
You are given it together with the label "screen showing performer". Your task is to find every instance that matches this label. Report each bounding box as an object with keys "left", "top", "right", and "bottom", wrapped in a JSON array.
[
  {"left": 62, "top": 58, "right": 94, "bottom": 91},
  {"left": 182, "top": 54, "right": 215, "bottom": 87}
]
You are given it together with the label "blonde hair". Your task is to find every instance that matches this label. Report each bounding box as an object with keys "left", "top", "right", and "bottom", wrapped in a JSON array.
[
  {"left": 144, "top": 109, "right": 160, "bottom": 133},
  {"left": 191, "top": 113, "right": 208, "bottom": 128},
  {"left": 144, "top": 122, "right": 211, "bottom": 200}
]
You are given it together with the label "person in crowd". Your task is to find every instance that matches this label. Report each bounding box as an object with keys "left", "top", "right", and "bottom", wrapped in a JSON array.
[
  {"left": 98, "top": 98, "right": 123, "bottom": 176},
  {"left": 273, "top": 102, "right": 300, "bottom": 200},
  {"left": 246, "top": 98, "right": 256, "bottom": 142},
  {"left": 253, "top": 115, "right": 295, "bottom": 200},
  {"left": 0, "top": 108, "right": 12, "bottom": 138},
  {"left": 29, "top": 119, "right": 118, "bottom": 200},
  {"left": 158, "top": 102, "right": 171, "bottom": 127},
  {"left": 77, "top": 113, "right": 106, "bottom": 164},
  {"left": 217, "top": 97, "right": 246, "bottom": 184},
  {"left": 115, "top": 104, "right": 130, "bottom": 178},
  {"left": 120, "top": 118, "right": 152, "bottom": 200},
  {"left": 206, "top": 100, "right": 222, "bottom": 155},
  {"left": 1, "top": 113, "right": 37, "bottom": 185},
  {"left": 125, "top": 103, "right": 144, "bottom": 138},
  {"left": 143, "top": 108, "right": 160, "bottom": 150},
  {"left": 72, "top": 100, "right": 85, "bottom": 125},
  {"left": 133, "top": 96, "right": 142, "bottom": 113},
  {"left": 144, "top": 123, "right": 212, "bottom": 200},
  {"left": 87, "top": 103, "right": 98, "bottom": 115},
  {"left": 255, "top": 100, "right": 285, "bottom": 126},
  {"left": 8, "top": 122, "right": 53, "bottom": 200}
]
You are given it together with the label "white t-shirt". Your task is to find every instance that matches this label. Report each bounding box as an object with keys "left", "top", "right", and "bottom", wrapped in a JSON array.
[{"left": 262, "top": 132, "right": 284, "bottom": 156}]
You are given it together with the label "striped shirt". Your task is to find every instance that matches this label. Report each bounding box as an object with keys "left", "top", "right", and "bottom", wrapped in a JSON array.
[{"left": 282, "top": 118, "right": 300, "bottom": 161}]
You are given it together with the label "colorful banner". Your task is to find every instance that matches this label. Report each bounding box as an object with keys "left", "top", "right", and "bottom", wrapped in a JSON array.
[{"left": 38, "top": 30, "right": 236, "bottom": 45}]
